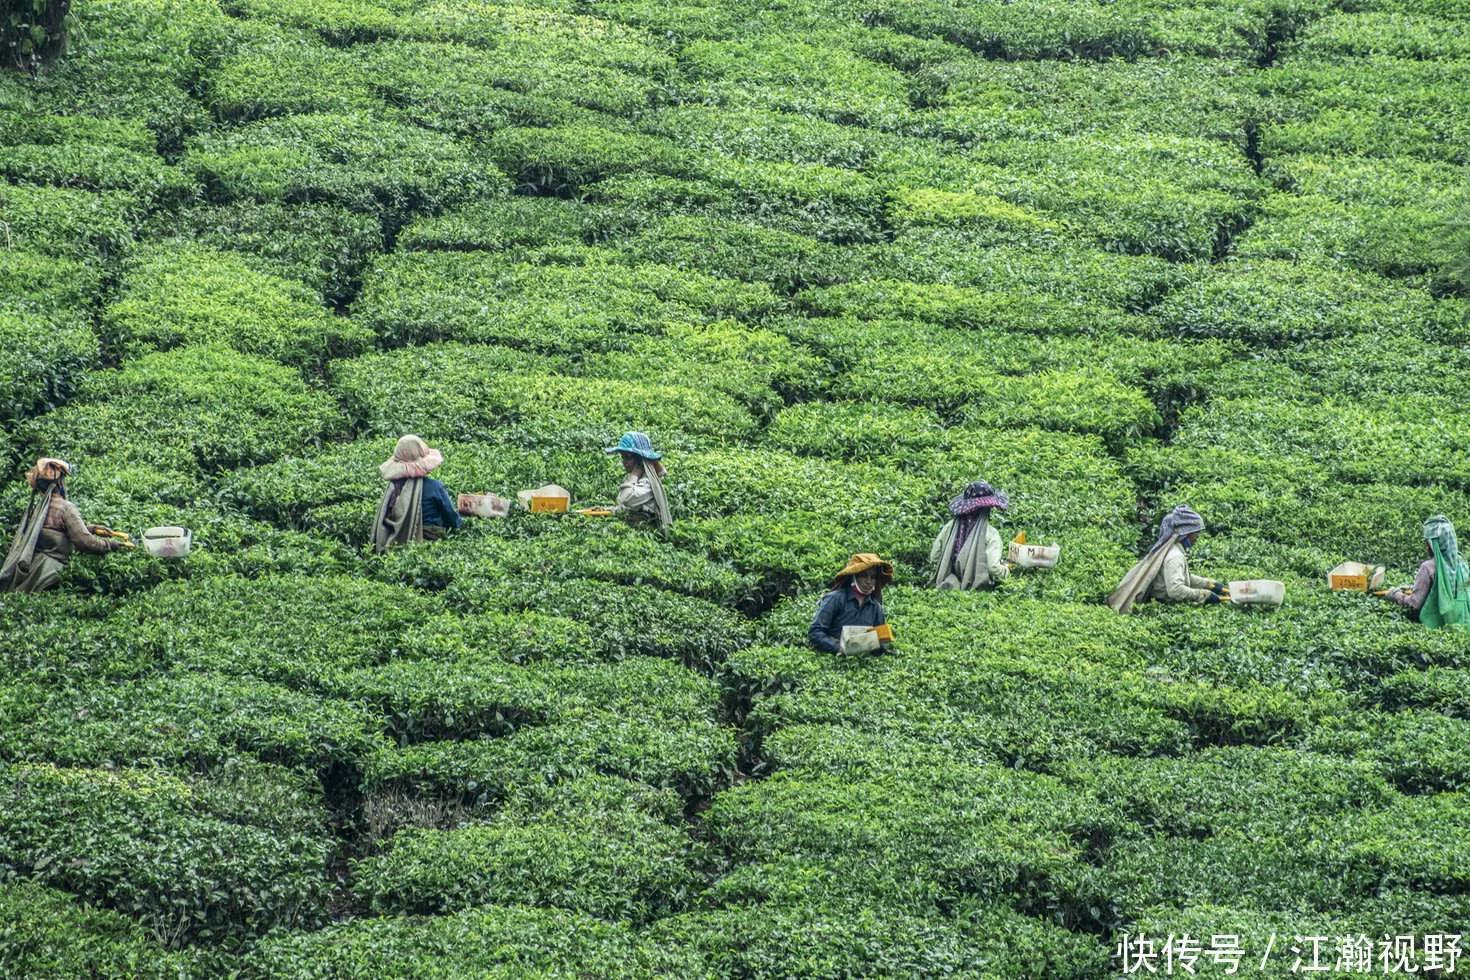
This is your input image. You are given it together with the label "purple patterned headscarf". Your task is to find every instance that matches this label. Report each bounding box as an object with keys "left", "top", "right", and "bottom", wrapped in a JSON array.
[
  {"left": 950, "top": 481, "right": 1008, "bottom": 557},
  {"left": 950, "top": 481, "right": 1008, "bottom": 517}
]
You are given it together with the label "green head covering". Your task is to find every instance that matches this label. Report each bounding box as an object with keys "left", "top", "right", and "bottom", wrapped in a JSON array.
[{"left": 1420, "top": 515, "right": 1470, "bottom": 629}]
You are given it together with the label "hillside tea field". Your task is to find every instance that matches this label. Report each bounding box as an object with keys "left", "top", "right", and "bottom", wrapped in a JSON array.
[{"left": 1, "top": 0, "right": 1469, "bottom": 975}]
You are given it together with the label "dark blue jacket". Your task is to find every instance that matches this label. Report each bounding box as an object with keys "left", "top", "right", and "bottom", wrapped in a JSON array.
[
  {"left": 421, "top": 477, "right": 462, "bottom": 530},
  {"left": 809, "top": 587, "right": 887, "bottom": 653}
]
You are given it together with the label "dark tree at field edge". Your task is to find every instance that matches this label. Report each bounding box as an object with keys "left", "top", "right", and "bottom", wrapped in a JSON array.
[{"left": 2, "top": 0, "right": 70, "bottom": 72}]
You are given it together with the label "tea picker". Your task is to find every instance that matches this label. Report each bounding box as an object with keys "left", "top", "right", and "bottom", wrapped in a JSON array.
[
  {"left": 810, "top": 553, "right": 895, "bottom": 654},
  {"left": 930, "top": 481, "right": 1013, "bottom": 590},
  {"left": 0, "top": 458, "right": 132, "bottom": 593},
  {"left": 1108, "top": 505, "right": 1230, "bottom": 614},
  {"left": 580, "top": 432, "right": 672, "bottom": 532},
  {"left": 372, "top": 435, "right": 463, "bottom": 554},
  {"left": 930, "top": 480, "right": 1061, "bottom": 589},
  {"left": 1380, "top": 515, "right": 1470, "bottom": 628}
]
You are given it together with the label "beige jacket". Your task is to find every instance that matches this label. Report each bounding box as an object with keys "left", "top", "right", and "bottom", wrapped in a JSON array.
[
  {"left": 930, "top": 520, "right": 1008, "bottom": 590},
  {"left": 43, "top": 497, "right": 114, "bottom": 554},
  {"left": 613, "top": 464, "right": 672, "bottom": 532},
  {"left": 1145, "top": 543, "right": 1214, "bottom": 604}
]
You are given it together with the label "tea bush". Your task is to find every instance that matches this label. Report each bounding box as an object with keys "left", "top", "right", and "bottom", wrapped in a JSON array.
[
  {"left": 1170, "top": 396, "right": 1470, "bottom": 490},
  {"left": 692, "top": 155, "right": 889, "bottom": 243},
  {"left": 797, "top": 279, "right": 1153, "bottom": 336},
  {"left": 0, "top": 306, "right": 98, "bottom": 422},
  {"left": 0, "top": 110, "right": 155, "bottom": 153},
  {"left": 874, "top": 231, "right": 1193, "bottom": 309},
  {"left": 397, "top": 197, "right": 620, "bottom": 253},
  {"left": 362, "top": 36, "right": 667, "bottom": 119},
  {"left": 872, "top": 0, "right": 1188, "bottom": 60},
  {"left": 1289, "top": 12, "right": 1470, "bottom": 60},
  {"left": 487, "top": 123, "right": 689, "bottom": 194},
  {"left": 186, "top": 113, "right": 506, "bottom": 226},
  {"left": 101, "top": 243, "right": 369, "bottom": 366},
  {"left": 580, "top": 321, "right": 826, "bottom": 416},
  {"left": 330, "top": 345, "right": 755, "bottom": 450},
  {"left": 370, "top": 520, "right": 758, "bottom": 607},
  {"left": 0, "top": 672, "right": 388, "bottom": 773},
  {"left": 10, "top": 0, "right": 229, "bottom": 149},
  {"left": 1266, "top": 153, "right": 1467, "bottom": 209},
  {"left": 1233, "top": 193, "right": 1445, "bottom": 280},
  {"left": 909, "top": 56, "right": 1257, "bottom": 145},
  {"left": 363, "top": 43, "right": 601, "bottom": 136},
  {"left": 17, "top": 346, "right": 346, "bottom": 473},
  {"left": 678, "top": 34, "right": 913, "bottom": 129},
  {"left": 0, "top": 141, "right": 192, "bottom": 208},
  {"left": 649, "top": 900, "right": 1110, "bottom": 979},
  {"left": 1333, "top": 791, "right": 1470, "bottom": 893},
  {"left": 641, "top": 105, "right": 903, "bottom": 169},
  {"left": 1258, "top": 58, "right": 1470, "bottom": 165},
  {"left": 443, "top": 577, "right": 748, "bottom": 669},
  {"left": 362, "top": 659, "right": 735, "bottom": 800},
  {"left": 352, "top": 249, "right": 777, "bottom": 350},
  {"left": 160, "top": 201, "right": 383, "bottom": 303},
  {"left": 1060, "top": 747, "right": 1392, "bottom": 839},
  {"left": 0, "top": 763, "right": 331, "bottom": 945},
  {"left": 700, "top": 763, "right": 1109, "bottom": 916},
  {"left": 615, "top": 215, "right": 855, "bottom": 293},
  {"left": 1151, "top": 259, "right": 1464, "bottom": 343},
  {"left": 0, "top": 183, "right": 139, "bottom": 260},
  {"left": 1378, "top": 667, "right": 1470, "bottom": 717},
  {"left": 1307, "top": 710, "right": 1470, "bottom": 794},
  {"left": 353, "top": 776, "right": 698, "bottom": 922},
  {"left": 210, "top": 29, "right": 379, "bottom": 122},
  {"left": 831, "top": 349, "right": 1159, "bottom": 446},
  {"left": 242, "top": 905, "right": 700, "bottom": 978},
  {"left": 1097, "top": 829, "right": 1358, "bottom": 921},
  {"left": 763, "top": 401, "right": 948, "bottom": 460},
  {"left": 0, "top": 880, "right": 200, "bottom": 977},
  {"left": 116, "top": 574, "right": 445, "bottom": 687}
]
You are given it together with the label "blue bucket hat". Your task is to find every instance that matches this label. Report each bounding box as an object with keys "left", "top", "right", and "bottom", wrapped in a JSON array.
[{"left": 604, "top": 431, "right": 662, "bottom": 461}]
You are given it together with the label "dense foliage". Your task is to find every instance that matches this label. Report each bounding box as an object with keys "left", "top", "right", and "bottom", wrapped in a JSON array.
[{"left": 1, "top": 0, "right": 1468, "bottom": 975}]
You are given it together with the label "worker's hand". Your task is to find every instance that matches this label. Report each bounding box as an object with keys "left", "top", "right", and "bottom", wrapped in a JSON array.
[
  {"left": 1204, "top": 592, "right": 1223, "bottom": 605},
  {"left": 1208, "top": 580, "right": 1227, "bottom": 597}
]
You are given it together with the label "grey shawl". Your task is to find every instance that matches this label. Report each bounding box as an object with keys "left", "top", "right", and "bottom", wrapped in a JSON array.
[
  {"left": 373, "top": 477, "right": 425, "bottom": 555},
  {"left": 931, "top": 516, "right": 994, "bottom": 590},
  {"left": 1, "top": 488, "right": 67, "bottom": 593},
  {"left": 1107, "top": 532, "right": 1180, "bottom": 615}
]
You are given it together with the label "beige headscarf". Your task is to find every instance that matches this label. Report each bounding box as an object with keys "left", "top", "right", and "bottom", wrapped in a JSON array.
[
  {"left": 380, "top": 435, "right": 443, "bottom": 482},
  {"left": 24, "top": 457, "right": 70, "bottom": 489},
  {"left": 373, "top": 436, "right": 441, "bottom": 554},
  {"left": 640, "top": 457, "right": 672, "bottom": 534}
]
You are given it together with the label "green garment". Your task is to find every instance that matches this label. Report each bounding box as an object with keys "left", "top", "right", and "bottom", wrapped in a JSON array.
[{"left": 1420, "top": 515, "right": 1470, "bottom": 629}]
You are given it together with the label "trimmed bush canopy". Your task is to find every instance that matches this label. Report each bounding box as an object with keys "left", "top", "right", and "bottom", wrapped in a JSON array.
[{"left": 2, "top": 0, "right": 1468, "bottom": 973}]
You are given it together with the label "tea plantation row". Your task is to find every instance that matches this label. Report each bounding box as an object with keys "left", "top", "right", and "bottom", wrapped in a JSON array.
[{"left": 1, "top": 0, "right": 1468, "bottom": 975}]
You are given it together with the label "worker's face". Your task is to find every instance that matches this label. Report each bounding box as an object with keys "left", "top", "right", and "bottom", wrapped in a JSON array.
[
  {"left": 854, "top": 569, "right": 878, "bottom": 592},
  {"left": 619, "top": 452, "right": 641, "bottom": 474},
  {"left": 1180, "top": 533, "right": 1197, "bottom": 549}
]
